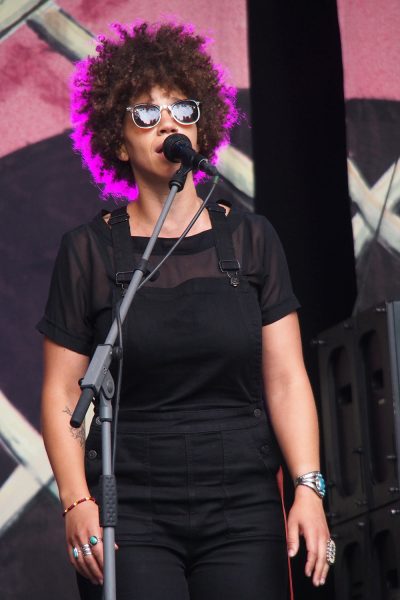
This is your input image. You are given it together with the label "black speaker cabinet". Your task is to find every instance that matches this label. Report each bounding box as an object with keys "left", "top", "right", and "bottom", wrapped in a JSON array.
[
  {"left": 370, "top": 500, "right": 400, "bottom": 600},
  {"left": 317, "top": 301, "right": 400, "bottom": 524},
  {"left": 331, "top": 501, "right": 400, "bottom": 600},
  {"left": 316, "top": 319, "right": 368, "bottom": 524},
  {"left": 330, "top": 516, "right": 371, "bottom": 600},
  {"left": 355, "top": 302, "right": 400, "bottom": 510}
]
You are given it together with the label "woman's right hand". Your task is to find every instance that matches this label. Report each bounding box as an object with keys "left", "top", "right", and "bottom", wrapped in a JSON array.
[{"left": 65, "top": 500, "right": 104, "bottom": 585}]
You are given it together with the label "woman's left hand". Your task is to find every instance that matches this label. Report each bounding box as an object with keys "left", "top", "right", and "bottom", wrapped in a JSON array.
[{"left": 286, "top": 485, "right": 331, "bottom": 587}]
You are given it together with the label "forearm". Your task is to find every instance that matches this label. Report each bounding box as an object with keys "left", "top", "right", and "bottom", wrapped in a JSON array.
[
  {"left": 42, "top": 389, "right": 90, "bottom": 506},
  {"left": 266, "top": 371, "right": 320, "bottom": 481},
  {"left": 41, "top": 338, "right": 91, "bottom": 507},
  {"left": 262, "top": 314, "right": 321, "bottom": 483}
]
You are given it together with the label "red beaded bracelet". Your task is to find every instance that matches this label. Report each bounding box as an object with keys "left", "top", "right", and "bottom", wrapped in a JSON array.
[{"left": 62, "top": 496, "right": 96, "bottom": 517}]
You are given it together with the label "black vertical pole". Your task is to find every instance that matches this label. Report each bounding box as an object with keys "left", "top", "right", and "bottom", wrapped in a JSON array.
[{"left": 248, "top": 0, "right": 356, "bottom": 363}]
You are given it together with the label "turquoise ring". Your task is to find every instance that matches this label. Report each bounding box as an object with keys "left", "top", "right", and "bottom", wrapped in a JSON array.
[
  {"left": 72, "top": 546, "right": 79, "bottom": 559},
  {"left": 89, "top": 535, "right": 100, "bottom": 547}
]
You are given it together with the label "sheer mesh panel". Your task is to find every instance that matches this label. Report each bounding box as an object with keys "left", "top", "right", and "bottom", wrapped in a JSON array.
[{"left": 37, "top": 204, "right": 299, "bottom": 357}]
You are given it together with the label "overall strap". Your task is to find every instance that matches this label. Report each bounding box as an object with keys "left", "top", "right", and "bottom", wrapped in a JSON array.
[
  {"left": 108, "top": 206, "right": 134, "bottom": 291},
  {"left": 108, "top": 205, "right": 159, "bottom": 292},
  {"left": 207, "top": 203, "right": 241, "bottom": 287}
]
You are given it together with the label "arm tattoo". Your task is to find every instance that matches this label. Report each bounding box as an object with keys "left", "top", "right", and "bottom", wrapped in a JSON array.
[{"left": 62, "top": 406, "right": 86, "bottom": 448}]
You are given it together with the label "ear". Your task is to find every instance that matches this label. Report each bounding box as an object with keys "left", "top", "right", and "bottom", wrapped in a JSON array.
[{"left": 117, "top": 143, "right": 130, "bottom": 162}]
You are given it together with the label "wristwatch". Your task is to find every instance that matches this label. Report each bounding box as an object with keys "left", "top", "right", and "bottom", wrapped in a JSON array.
[{"left": 294, "top": 471, "right": 326, "bottom": 499}]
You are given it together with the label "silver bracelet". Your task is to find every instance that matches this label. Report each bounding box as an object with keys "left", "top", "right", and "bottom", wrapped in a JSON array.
[{"left": 294, "top": 471, "right": 326, "bottom": 499}]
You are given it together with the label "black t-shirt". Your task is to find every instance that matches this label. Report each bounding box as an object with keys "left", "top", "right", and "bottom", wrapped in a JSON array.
[{"left": 37, "top": 204, "right": 300, "bottom": 412}]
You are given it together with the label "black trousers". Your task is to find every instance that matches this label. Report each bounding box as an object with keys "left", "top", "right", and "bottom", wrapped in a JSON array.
[{"left": 79, "top": 404, "right": 289, "bottom": 599}]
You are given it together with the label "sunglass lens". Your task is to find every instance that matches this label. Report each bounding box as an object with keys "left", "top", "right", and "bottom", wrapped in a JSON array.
[
  {"left": 172, "top": 101, "right": 199, "bottom": 124},
  {"left": 134, "top": 105, "right": 160, "bottom": 128}
]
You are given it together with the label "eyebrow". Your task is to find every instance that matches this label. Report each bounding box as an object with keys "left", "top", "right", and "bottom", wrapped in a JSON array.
[{"left": 137, "top": 96, "right": 183, "bottom": 105}]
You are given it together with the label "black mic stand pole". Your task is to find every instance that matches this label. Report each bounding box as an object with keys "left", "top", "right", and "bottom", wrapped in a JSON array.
[{"left": 70, "top": 164, "right": 192, "bottom": 600}]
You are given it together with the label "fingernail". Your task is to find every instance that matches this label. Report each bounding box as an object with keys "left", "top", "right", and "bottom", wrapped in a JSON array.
[
  {"left": 288, "top": 549, "right": 295, "bottom": 557},
  {"left": 320, "top": 579, "right": 325, "bottom": 585}
]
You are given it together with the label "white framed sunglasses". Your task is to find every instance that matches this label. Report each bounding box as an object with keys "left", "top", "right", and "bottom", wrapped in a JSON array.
[{"left": 126, "top": 99, "right": 201, "bottom": 129}]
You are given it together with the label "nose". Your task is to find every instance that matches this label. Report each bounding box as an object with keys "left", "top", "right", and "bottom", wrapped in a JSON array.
[{"left": 158, "top": 106, "right": 178, "bottom": 134}]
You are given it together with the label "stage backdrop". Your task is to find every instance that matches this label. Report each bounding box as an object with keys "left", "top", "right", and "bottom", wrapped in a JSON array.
[
  {"left": 337, "top": 0, "right": 400, "bottom": 313},
  {"left": 0, "top": 1, "right": 251, "bottom": 598}
]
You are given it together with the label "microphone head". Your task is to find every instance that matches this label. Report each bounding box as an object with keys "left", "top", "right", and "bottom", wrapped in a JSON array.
[{"left": 163, "top": 133, "right": 192, "bottom": 163}]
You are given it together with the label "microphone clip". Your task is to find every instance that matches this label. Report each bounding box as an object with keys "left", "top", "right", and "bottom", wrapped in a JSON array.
[{"left": 168, "top": 163, "right": 193, "bottom": 191}]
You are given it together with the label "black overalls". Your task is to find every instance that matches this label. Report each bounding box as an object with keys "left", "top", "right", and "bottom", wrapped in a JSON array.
[{"left": 41, "top": 203, "right": 295, "bottom": 599}]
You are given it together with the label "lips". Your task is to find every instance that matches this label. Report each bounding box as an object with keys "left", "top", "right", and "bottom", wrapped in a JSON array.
[{"left": 155, "top": 134, "right": 175, "bottom": 154}]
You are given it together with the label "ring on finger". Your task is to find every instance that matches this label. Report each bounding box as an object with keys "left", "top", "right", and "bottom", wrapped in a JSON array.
[
  {"left": 72, "top": 546, "right": 80, "bottom": 559},
  {"left": 89, "top": 535, "right": 102, "bottom": 547},
  {"left": 81, "top": 543, "right": 93, "bottom": 557},
  {"left": 326, "top": 538, "right": 336, "bottom": 566}
]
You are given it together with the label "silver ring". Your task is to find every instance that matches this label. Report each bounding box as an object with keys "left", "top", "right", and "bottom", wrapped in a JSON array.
[
  {"left": 326, "top": 538, "right": 336, "bottom": 566},
  {"left": 72, "top": 546, "right": 80, "bottom": 559},
  {"left": 81, "top": 543, "right": 93, "bottom": 557}
]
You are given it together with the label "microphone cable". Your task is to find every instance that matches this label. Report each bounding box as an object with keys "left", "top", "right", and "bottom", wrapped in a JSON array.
[{"left": 112, "top": 298, "right": 124, "bottom": 473}]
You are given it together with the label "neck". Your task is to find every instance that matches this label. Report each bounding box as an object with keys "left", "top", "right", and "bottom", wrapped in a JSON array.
[{"left": 127, "top": 173, "right": 210, "bottom": 237}]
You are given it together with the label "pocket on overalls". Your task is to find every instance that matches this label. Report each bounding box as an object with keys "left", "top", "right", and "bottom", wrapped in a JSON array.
[
  {"left": 114, "top": 432, "right": 153, "bottom": 542},
  {"left": 221, "top": 421, "right": 285, "bottom": 539},
  {"left": 247, "top": 415, "right": 282, "bottom": 474}
]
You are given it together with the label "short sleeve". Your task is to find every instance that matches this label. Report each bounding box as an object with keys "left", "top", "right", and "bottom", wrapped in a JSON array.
[
  {"left": 36, "top": 230, "right": 94, "bottom": 355},
  {"left": 259, "top": 217, "right": 300, "bottom": 325}
]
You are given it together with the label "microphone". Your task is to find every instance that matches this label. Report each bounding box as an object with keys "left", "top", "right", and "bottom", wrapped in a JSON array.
[{"left": 163, "top": 134, "right": 218, "bottom": 176}]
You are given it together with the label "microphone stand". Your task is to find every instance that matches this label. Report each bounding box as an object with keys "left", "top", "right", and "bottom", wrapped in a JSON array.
[{"left": 70, "top": 164, "right": 192, "bottom": 600}]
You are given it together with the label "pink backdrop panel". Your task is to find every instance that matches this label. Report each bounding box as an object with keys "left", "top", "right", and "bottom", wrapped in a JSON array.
[
  {"left": 61, "top": 0, "right": 249, "bottom": 88},
  {"left": 0, "top": 25, "right": 72, "bottom": 158},
  {"left": 337, "top": 0, "right": 400, "bottom": 100}
]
